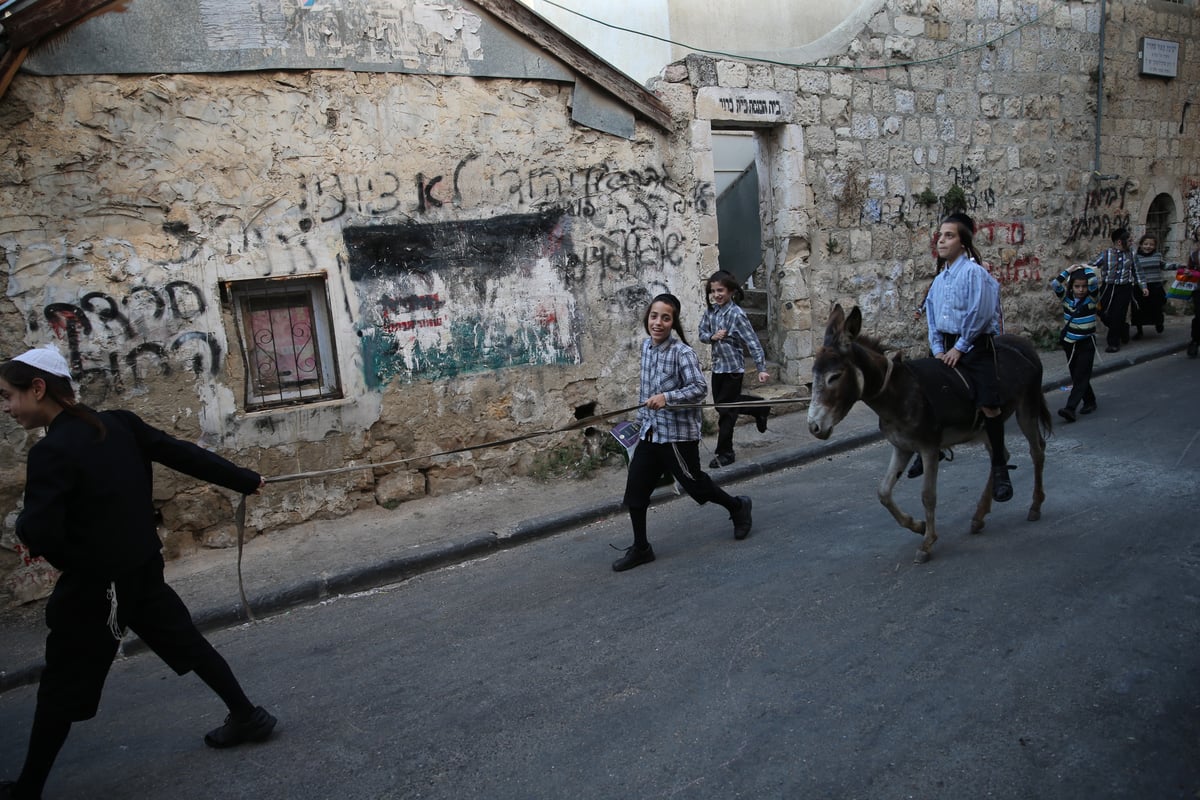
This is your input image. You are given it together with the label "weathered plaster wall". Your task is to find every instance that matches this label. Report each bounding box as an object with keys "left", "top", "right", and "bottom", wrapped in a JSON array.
[
  {"left": 654, "top": 0, "right": 1200, "bottom": 382},
  {"left": 0, "top": 65, "right": 704, "bottom": 593}
]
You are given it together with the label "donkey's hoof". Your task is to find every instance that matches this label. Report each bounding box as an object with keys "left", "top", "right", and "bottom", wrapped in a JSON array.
[
  {"left": 913, "top": 549, "right": 932, "bottom": 564},
  {"left": 1026, "top": 509, "right": 1041, "bottom": 522},
  {"left": 970, "top": 519, "right": 986, "bottom": 534}
]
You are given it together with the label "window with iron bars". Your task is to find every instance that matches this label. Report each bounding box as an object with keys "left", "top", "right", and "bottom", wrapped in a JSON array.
[{"left": 225, "top": 275, "right": 343, "bottom": 410}]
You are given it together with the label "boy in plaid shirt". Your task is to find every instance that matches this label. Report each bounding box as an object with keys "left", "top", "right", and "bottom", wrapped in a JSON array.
[
  {"left": 613, "top": 293, "right": 753, "bottom": 572},
  {"left": 1090, "top": 228, "right": 1148, "bottom": 353},
  {"left": 698, "top": 271, "right": 771, "bottom": 468}
]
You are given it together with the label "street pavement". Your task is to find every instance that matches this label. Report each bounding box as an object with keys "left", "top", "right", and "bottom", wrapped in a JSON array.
[
  {"left": 1, "top": 343, "right": 1197, "bottom": 800},
  {"left": 0, "top": 316, "right": 1193, "bottom": 693}
]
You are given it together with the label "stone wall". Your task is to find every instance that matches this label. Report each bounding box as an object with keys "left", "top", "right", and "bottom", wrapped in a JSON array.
[
  {"left": 0, "top": 67, "right": 703, "bottom": 589},
  {"left": 653, "top": 0, "right": 1200, "bottom": 381}
]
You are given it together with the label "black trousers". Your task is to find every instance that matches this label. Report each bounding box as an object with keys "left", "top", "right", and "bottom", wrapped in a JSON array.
[
  {"left": 1193, "top": 294, "right": 1200, "bottom": 343},
  {"left": 622, "top": 439, "right": 732, "bottom": 510},
  {"left": 39, "top": 555, "right": 214, "bottom": 721},
  {"left": 711, "top": 372, "right": 764, "bottom": 457},
  {"left": 1099, "top": 283, "right": 1134, "bottom": 348},
  {"left": 1130, "top": 283, "right": 1165, "bottom": 330},
  {"left": 939, "top": 333, "right": 1003, "bottom": 408},
  {"left": 1061, "top": 336, "right": 1096, "bottom": 411}
]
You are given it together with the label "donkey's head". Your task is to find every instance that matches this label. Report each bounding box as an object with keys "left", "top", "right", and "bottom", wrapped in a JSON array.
[{"left": 807, "top": 304, "right": 865, "bottom": 440}]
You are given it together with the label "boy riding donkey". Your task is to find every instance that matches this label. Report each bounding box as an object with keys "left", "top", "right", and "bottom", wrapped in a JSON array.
[{"left": 922, "top": 213, "right": 1014, "bottom": 502}]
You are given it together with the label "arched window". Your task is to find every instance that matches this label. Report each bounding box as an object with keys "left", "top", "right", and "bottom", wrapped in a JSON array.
[{"left": 1144, "top": 193, "right": 1178, "bottom": 259}]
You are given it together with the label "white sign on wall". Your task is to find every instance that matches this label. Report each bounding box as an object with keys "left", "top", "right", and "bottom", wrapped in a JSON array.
[{"left": 1140, "top": 37, "right": 1179, "bottom": 79}]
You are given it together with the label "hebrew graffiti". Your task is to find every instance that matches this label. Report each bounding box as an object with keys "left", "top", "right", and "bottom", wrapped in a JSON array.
[
  {"left": 21, "top": 283, "right": 223, "bottom": 404},
  {"left": 1065, "top": 179, "right": 1136, "bottom": 245}
]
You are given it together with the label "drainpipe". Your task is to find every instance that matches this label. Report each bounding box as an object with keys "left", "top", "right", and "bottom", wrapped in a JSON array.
[{"left": 1094, "top": 0, "right": 1108, "bottom": 177}]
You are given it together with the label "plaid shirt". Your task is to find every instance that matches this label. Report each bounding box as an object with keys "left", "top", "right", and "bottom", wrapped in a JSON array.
[
  {"left": 635, "top": 336, "right": 706, "bottom": 443},
  {"left": 1091, "top": 247, "right": 1146, "bottom": 289},
  {"left": 698, "top": 302, "right": 767, "bottom": 374}
]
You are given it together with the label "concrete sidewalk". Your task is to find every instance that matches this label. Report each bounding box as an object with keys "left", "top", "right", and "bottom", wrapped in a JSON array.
[{"left": 0, "top": 318, "right": 1192, "bottom": 692}]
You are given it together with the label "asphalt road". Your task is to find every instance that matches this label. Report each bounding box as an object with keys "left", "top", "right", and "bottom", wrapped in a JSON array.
[{"left": 2, "top": 355, "right": 1198, "bottom": 800}]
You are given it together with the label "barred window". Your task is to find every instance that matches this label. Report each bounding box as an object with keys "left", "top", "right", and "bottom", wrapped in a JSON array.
[{"left": 225, "top": 275, "right": 342, "bottom": 410}]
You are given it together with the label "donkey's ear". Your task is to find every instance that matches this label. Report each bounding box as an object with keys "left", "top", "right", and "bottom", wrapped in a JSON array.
[
  {"left": 845, "top": 306, "right": 863, "bottom": 339},
  {"left": 823, "top": 304, "right": 846, "bottom": 347}
]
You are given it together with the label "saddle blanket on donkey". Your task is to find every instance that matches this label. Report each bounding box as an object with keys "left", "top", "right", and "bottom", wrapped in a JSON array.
[
  {"left": 902, "top": 357, "right": 982, "bottom": 431},
  {"left": 901, "top": 336, "right": 1038, "bottom": 432}
]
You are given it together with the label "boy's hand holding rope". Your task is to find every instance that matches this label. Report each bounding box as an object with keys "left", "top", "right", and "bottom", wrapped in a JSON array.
[{"left": 232, "top": 396, "right": 806, "bottom": 620}]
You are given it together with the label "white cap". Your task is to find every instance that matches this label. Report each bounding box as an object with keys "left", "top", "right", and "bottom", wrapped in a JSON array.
[{"left": 12, "top": 346, "right": 73, "bottom": 380}]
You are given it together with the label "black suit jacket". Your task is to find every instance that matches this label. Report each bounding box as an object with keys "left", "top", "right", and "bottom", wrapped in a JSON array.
[{"left": 16, "top": 409, "right": 260, "bottom": 578}]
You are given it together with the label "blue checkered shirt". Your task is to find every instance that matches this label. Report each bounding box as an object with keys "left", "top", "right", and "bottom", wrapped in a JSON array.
[
  {"left": 924, "top": 254, "right": 1002, "bottom": 355},
  {"left": 698, "top": 302, "right": 767, "bottom": 374},
  {"left": 635, "top": 336, "right": 706, "bottom": 443},
  {"left": 1090, "top": 247, "right": 1146, "bottom": 289}
]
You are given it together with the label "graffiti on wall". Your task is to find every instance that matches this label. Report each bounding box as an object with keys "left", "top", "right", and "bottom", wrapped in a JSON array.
[
  {"left": 946, "top": 164, "right": 997, "bottom": 215},
  {"left": 319, "top": 159, "right": 697, "bottom": 385},
  {"left": 12, "top": 279, "right": 222, "bottom": 403},
  {"left": 301, "top": 160, "right": 702, "bottom": 282},
  {"left": 1183, "top": 177, "right": 1200, "bottom": 240},
  {"left": 976, "top": 221, "right": 1042, "bottom": 284},
  {"left": 1065, "top": 179, "right": 1135, "bottom": 245},
  {"left": 1, "top": 156, "right": 695, "bottom": 397},
  {"left": 926, "top": 219, "right": 1042, "bottom": 285},
  {"left": 345, "top": 210, "right": 581, "bottom": 387}
]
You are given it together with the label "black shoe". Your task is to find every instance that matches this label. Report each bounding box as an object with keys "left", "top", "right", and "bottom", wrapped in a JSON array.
[
  {"left": 1105, "top": 346, "right": 1119, "bottom": 353},
  {"left": 708, "top": 454, "right": 735, "bottom": 469},
  {"left": 205, "top": 706, "right": 277, "bottom": 749},
  {"left": 1080, "top": 402, "right": 1097, "bottom": 415},
  {"left": 1189, "top": 341, "right": 1199, "bottom": 359},
  {"left": 906, "top": 454, "right": 925, "bottom": 479},
  {"left": 1131, "top": 328, "right": 1143, "bottom": 340},
  {"left": 907, "top": 450, "right": 949, "bottom": 479},
  {"left": 991, "top": 464, "right": 1013, "bottom": 503},
  {"left": 612, "top": 544, "right": 655, "bottom": 572},
  {"left": 731, "top": 496, "right": 753, "bottom": 540},
  {"left": 755, "top": 410, "right": 769, "bottom": 433},
  {"left": 1057, "top": 407, "right": 1076, "bottom": 423}
]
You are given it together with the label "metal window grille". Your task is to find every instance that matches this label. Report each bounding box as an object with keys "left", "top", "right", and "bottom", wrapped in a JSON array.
[{"left": 227, "top": 275, "right": 342, "bottom": 410}]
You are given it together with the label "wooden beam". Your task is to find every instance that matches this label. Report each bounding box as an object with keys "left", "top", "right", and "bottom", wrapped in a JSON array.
[
  {"left": 472, "top": 0, "right": 673, "bottom": 131},
  {"left": 0, "top": 47, "right": 30, "bottom": 98},
  {"left": 3, "top": 0, "right": 124, "bottom": 48}
]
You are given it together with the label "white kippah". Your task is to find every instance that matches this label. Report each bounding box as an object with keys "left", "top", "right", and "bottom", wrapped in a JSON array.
[{"left": 12, "top": 346, "right": 73, "bottom": 380}]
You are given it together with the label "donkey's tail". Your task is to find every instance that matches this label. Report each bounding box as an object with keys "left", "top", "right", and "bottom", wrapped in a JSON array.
[
  {"left": 1025, "top": 349, "right": 1053, "bottom": 439},
  {"left": 1033, "top": 380, "right": 1053, "bottom": 438}
]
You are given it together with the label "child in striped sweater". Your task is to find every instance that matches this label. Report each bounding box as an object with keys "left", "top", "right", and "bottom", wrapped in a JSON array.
[
  {"left": 1131, "top": 233, "right": 1166, "bottom": 339},
  {"left": 1050, "top": 265, "right": 1099, "bottom": 422}
]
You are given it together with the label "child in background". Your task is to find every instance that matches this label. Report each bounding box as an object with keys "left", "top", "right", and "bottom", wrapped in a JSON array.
[
  {"left": 1091, "top": 227, "right": 1148, "bottom": 353},
  {"left": 1130, "top": 233, "right": 1166, "bottom": 339},
  {"left": 1050, "top": 265, "right": 1100, "bottom": 422},
  {"left": 613, "top": 293, "right": 753, "bottom": 572},
  {"left": 698, "top": 271, "right": 770, "bottom": 469},
  {"left": 0, "top": 347, "right": 275, "bottom": 800}
]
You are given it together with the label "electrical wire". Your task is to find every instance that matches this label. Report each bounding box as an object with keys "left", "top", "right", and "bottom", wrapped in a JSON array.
[{"left": 536, "top": 0, "right": 1040, "bottom": 73}]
